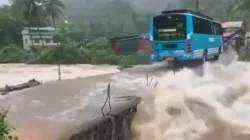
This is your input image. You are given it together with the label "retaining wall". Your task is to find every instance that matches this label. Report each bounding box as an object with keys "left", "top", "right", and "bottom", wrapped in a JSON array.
[{"left": 61, "top": 96, "right": 140, "bottom": 140}]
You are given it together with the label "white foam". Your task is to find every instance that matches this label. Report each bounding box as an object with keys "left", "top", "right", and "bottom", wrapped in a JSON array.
[
  {"left": 0, "top": 64, "right": 119, "bottom": 87},
  {"left": 131, "top": 53, "right": 250, "bottom": 139}
]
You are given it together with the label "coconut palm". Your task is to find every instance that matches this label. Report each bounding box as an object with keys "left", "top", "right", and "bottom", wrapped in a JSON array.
[
  {"left": 13, "top": 0, "right": 35, "bottom": 47},
  {"left": 43, "top": 0, "right": 65, "bottom": 81},
  {"left": 237, "top": 0, "right": 250, "bottom": 10},
  {"left": 43, "top": 0, "right": 65, "bottom": 29},
  {"left": 12, "top": 0, "right": 46, "bottom": 48},
  {"left": 31, "top": 1, "right": 45, "bottom": 48}
]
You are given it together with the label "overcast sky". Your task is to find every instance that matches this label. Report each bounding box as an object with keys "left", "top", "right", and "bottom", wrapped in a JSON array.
[{"left": 0, "top": 0, "right": 9, "bottom": 5}]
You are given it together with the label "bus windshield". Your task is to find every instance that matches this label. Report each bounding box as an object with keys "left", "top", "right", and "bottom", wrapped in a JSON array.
[{"left": 153, "top": 14, "right": 186, "bottom": 41}]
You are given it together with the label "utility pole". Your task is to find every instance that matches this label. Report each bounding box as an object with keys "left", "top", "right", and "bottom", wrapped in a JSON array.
[{"left": 196, "top": 0, "right": 200, "bottom": 12}]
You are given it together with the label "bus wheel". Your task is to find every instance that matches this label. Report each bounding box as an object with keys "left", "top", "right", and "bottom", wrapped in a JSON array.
[
  {"left": 214, "top": 54, "right": 219, "bottom": 61},
  {"left": 199, "top": 50, "right": 207, "bottom": 65},
  {"left": 218, "top": 46, "right": 222, "bottom": 54},
  {"left": 214, "top": 47, "right": 221, "bottom": 61}
]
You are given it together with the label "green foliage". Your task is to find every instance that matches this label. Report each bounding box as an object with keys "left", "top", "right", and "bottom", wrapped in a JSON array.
[
  {"left": 238, "top": 51, "right": 250, "bottom": 61},
  {"left": 0, "top": 109, "right": 13, "bottom": 140},
  {"left": 0, "top": 45, "right": 29, "bottom": 63},
  {"left": 0, "top": 39, "right": 136, "bottom": 67},
  {"left": 182, "top": 0, "right": 250, "bottom": 22},
  {"left": 135, "top": 50, "right": 152, "bottom": 64},
  {"left": 53, "top": 22, "right": 85, "bottom": 46},
  {"left": 29, "top": 45, "right": 88, "bottom": 64},
  {"left": 0, "top": 13, "right": 23, "bottom": 48},
  {"left": 118, "top": 55, "right": 136, "bottom": 68}
]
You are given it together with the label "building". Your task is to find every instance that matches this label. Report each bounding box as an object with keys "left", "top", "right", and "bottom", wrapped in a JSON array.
[
  {"left": 21, "top": 27, "right": 58, "bottom": 50},
  {"left": 110, "top": 33, "right": 153, "bottom": 55}
]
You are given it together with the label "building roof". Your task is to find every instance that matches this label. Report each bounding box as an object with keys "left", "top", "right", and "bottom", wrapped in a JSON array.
[
  {"left": 21, "top": 27, "right": 57, "bottom": 35},
  {"left": 222, "top": 21, "right": 243, "bottom": 28},
  {"left": 23, "top": 27, "right": 57, "bottom": 31}
]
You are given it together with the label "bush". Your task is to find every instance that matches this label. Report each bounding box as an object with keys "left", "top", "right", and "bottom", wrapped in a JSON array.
[
  {"left": 135, "top": 50, "right": 152, "bottom": 64},
  {"left": 0, "top": 109, "right": 13, "bottom": 140},
  {"left": 118, "top": 55, "right": 136, "bottom": 68},
  {"left": 238, "top": 51, "right": 250, "bottom": 61},
  {"left": 29, "top": 45, "right": 88, "bottom": 64},
  {"left": 0, "top": 45, "right": 29, "bottom": 63},
  {"left": 0, "top": 38, "right": 137, "bottom": 67}
]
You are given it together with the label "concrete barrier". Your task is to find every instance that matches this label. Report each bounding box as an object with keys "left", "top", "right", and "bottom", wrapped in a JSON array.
[{"left": 61, "top": 96, "right": 140, "bottom": 140}]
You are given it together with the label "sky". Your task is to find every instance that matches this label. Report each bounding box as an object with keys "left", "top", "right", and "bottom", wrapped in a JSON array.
[{"left": 0, "top": 0, "right": 9, "bottom": 5}]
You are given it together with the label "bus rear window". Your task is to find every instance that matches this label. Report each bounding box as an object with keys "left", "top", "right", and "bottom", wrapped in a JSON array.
[{"left": 153, "top": 14, "right": 186, "bottom": 41}]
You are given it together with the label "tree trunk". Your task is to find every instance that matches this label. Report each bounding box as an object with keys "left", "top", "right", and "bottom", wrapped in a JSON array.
[
  {"left": 36, "top": 12, "right": 45, "bottom": 48},
  {"left": 196, "top": 0, "right": 200, "bottom": 12},
  {"left": 52, "top": 12, "right": 61, "bottom": 80},
  {"left": 27, "top": 1, "right": 34, "bottom": 48},
  {"left": 52, "top": 13, "right": 59, "bottom": 46},
  {"left": 131, "top": 13, "right": 138, "bottom": 34},
  {"left": 28, "top": 25, "right": 34, "bottom": 48},
  {"left": 37, "top": 26, "right": 45, "bottom": 48}
]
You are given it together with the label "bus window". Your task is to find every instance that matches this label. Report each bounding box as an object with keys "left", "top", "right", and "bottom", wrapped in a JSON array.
[
  {"left": 211, "top": 23, "right": 216, "bottom": 34},
  {"left": 153, "top": 14, "right": 186, "bottom": 41},
  {"left": 216, "top": 23, "right": 223, "bottom": 35},
  {"left": 218, "top": 25, "right": 223, "bottom": 35},
  {"left": 211, "top": 22, "right": 221, "bottom": 35},
  {"left": 193, "top": 16, "right": 211, "bottom": 34}
]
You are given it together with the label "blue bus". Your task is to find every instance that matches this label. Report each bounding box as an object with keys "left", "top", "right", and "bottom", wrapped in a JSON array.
[{"left": 149, "top": 9, "right": 223, "bottom": 64}]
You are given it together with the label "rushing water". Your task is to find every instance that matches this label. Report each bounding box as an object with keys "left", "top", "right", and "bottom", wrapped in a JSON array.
[
  {"left": 131, "top": 51, "right": 250, "bottom": 140},
  {"left": 1, "top": 49, "right": 250, "bottom": 140},
  {"left": 0, "top": 64, "right": 119, "bottom": 87}
]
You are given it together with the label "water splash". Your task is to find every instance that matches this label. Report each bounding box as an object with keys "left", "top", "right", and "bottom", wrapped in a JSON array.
[{"left": 131, "top": 54, "right": 250, "bottom": 140}]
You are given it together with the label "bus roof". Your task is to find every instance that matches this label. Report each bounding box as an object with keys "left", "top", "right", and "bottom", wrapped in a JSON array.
[{"left": 161, "top": 9, "right": 213, "bottom": 20}]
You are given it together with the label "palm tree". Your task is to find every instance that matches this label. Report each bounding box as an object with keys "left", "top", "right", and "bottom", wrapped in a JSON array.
[
  {"left": 237, "top": 0, "right": 250, "bottom": 10},
  {"left": 195, "top": 0, "right": 199, "bottom": 12},
  {"left": 14, "top": 0, "right": 35, "bottom": 47},
  {"left": 31, "top": 1, "right": 45, "bottom": 48},
  {"left": 43, "top": 0, "right": 65, "bottom": 80},
  {"left": 13, "top": 0, "right": 45, "bottom": 48},
  {"left": 43, "top": 0, "right": 65, "bottom": 30}
]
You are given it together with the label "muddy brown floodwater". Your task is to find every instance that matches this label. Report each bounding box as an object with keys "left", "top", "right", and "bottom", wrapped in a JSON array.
[{"left": 2, "top": 50, "right": 250, "bottom": 140}]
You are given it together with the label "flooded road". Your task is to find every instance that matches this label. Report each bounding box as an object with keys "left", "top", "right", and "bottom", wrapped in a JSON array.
[{"left": 1, "top": 50, "right": 250, "bottom": 140}]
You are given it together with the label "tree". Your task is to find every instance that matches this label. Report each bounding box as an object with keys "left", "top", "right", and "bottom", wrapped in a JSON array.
[
  {"left": 10, "top": 0, "right": 44, "bottom": 48},
  {"left": 43, "top": 0, "right": 65, "bottom": 29},
  {"left": 32, "top": 1, "right": 45, "bottom": 48},
  {"left": 42, "top": 0, "right": 65, "bottom": 80},
  {"left": 237, "top": 0, "right": 250, "bottom": 10},
  {"left": 0, "top": 6, "right": 23, "bottom": 48},
  {"left": 53, "top": 22, "right": 84, "bottom": 46}
]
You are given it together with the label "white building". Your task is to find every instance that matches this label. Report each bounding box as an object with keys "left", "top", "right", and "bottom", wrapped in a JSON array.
[{"left": 21, "top": 27, "right": 58, "bottom": 50}]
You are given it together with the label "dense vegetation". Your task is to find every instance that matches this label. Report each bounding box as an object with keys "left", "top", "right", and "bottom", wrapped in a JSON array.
[
  {"left": 0, "top": 0, "right": 142, "bottom": 67},
  {"left": 0, "top": 0, "right": 249, "bottom": 66},
  {"left": 63, "top": 0, "right": 250, "bottom": 30},
  {"left": 0, "top": 0, "right": 249, "bottom": 65},
  {"left": 0, "top": 109, "right": 12, "bottom": 140}
]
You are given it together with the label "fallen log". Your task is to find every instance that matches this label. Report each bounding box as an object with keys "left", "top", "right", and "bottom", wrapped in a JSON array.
[{"left": 0, "top": 79, "right": 41, "bottom": 95}]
